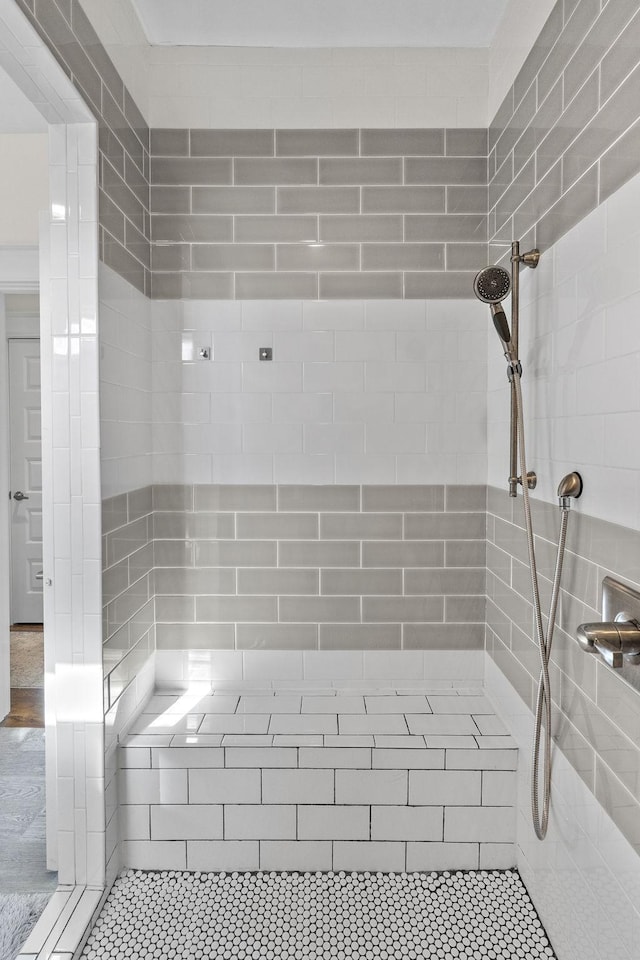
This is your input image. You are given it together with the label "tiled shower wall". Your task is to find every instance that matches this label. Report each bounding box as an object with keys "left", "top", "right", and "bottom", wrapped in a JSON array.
[
  {"left": 149, "top": 127, "right": 487, "bottom": 300},
  {"left": 15, "top": 0, "right": 151, "bottom": 294},
  {"left": 489, "top": 0, "right": 640, "bottom": 258}
]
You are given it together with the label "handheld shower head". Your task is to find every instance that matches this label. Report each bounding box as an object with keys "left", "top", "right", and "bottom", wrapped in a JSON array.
[{"left": 473, "top": 265, "right": 516, "bottom": 359}]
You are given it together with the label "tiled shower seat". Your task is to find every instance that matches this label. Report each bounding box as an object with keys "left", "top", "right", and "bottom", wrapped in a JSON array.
[{"left": 119, "top": 684, "right": 517, "bottom": 873}]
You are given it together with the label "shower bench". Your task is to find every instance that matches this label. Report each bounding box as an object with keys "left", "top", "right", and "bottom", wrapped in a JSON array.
[{"left": 118, "top": 683, "right": 517, "bottom": 872}]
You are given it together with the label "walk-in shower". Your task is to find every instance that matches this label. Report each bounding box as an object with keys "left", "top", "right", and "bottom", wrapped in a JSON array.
[{"left": 474, "top": 244, "right": 583, "bottom": 840}]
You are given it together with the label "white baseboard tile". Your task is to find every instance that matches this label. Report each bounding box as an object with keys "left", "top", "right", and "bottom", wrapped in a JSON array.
[
  {"left": 406, "top": 841, "right": 479, "bottom": 871},
  {"left": 154, "top": 649, "right": 485, "bottom": 688},
  {"left": 484, "top": 656, "right": 640, "bottom": 960},
  {"left": 259, "top": 840, "right": 333, "bottom": 871},
  {"left": 333, "top": 841, "right": 406, "bottom": 872},
  {"left": 186, "top": 840, "right": 260, "bottom": 871}
]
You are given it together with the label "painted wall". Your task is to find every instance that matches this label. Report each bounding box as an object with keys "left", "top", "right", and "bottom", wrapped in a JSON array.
[{"left": 0, "top": 134, "right": 48, "bottom": 245}]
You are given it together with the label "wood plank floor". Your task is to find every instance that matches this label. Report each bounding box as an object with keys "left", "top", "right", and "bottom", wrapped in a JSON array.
[{"left": 1, "top": 688, "right": 45, "bottom": 728}]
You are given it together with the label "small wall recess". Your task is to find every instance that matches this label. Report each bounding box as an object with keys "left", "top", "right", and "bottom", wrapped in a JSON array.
[{"left": 259, "top": 347, "right": 273, "bottom": 360}]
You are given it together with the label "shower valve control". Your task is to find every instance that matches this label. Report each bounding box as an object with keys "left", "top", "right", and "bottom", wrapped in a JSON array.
[{"left": 576, "top": 577, "right": 640, "bottom": 668}]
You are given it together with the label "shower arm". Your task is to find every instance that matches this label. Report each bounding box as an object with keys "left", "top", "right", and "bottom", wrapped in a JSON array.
[{"left": 507, "top": 241, "right": 540, "bottom": 497}]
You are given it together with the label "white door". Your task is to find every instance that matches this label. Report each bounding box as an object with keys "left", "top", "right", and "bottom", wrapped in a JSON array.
[{"left": 8, "top": 338, "right": 43, "bottom": 624}]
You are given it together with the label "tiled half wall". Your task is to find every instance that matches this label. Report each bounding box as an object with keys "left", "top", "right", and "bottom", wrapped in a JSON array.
[{"left": 101, "top": 483, "right": 487, "bottom": 711}]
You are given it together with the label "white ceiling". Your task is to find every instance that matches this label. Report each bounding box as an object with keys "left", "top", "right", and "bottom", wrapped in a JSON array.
[
  {"left": 131, "top": 0, "right": 511, "bottom": 48},
  {"left": 0, "top": 68, "right": 47, "bottom": 132}
]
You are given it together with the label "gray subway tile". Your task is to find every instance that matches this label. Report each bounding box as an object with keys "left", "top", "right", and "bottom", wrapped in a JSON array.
[
  {"left": 362, "top": 486, "right": 444, "bottom": 512},
  {"left": 150, "top": 186, "right": 191, "bottom": 214},
  {"left": 191, "top": 130, "right": 274, "bottom": 157},
  {"left": 444, "top": 596, "right": 487, "bottom": 622},
  {"left": 235, "top": 158, "right": 317, "bottom": 185},
  {"left": 277, "top": 244, "right": 359, "bottom": 272},
  {"left": 319, "top": 624, "right": 401, "bottom": 650},
  {"left": 445, "top": 541, "right": 486, "bottom": 568},
  {"left": 494, "top": 156, "right": 535, "bottom": 231},
  {"left": 445, "top": 485, "right": 487, "bottom": 512},
  {"left": 194, "top": 541, "right": 277, "bottom": 567},
  {"left": 363, "top": 597, "right": 444, "bottom": 623},
  {"left": 362, "top": 541, "right": 444, "bottom": 568},
  {"left": 196, "top": 596, "right": 278, "bottom": 622},
  {"left": 404, "top": 272, "right": 476, "bottom": 299},
  {"left": 102, "top": 160, "right": 145, "bottom": 232},
  {"left": 194, "top": 485, "right": 276, "bottom": 511},
  {"left": 154, "top": 568, "right": 236, "bottom": 595},
  {"left": 536, "top": 166, "right": 598, "bottom": 250},
  {"left": 278, "top": 541, "right": 360, "bottom": 568},
  {"left": 405, "top": 512, "right": 486, "bottom": 540},
  {"left": 99, "top": 189, "right": 125, "bottom": 244},
  {"left": 151, "top": 129, "right": 189, "bottom": 156},
  {"left": 279, "top": 596, "right": 361, "bottom": 623},
  {"left": 276, "top": 129, "right": 358, "bottom": 156},
  {"left": 537, "top": 0, "right": 601, "bottom": 107},
  {"left": 278, "top": 485, "right": 360, "bottom": 511},
  {"left": 361, "top": 244, "right": 444, "bottom": 271},
  {"left": 102, "top": 493, "right": 128, "bottom": 534},
  {"left": 102, "top": 238, "right": 147, "bottom": 295},
  {"left": 512, "top": 2, "right": 563, "bottom": 110},
  {"left": 403, "top": 623, "right": 485, "bottom": 649},
  {"left": 361, "top": 129, "right": 445, "bottom": 156},
  {"left": 192, "top": 187, "right": 275, "bottom": 215},
  {"left": 320, "top": 215, "right": 403, "bottom": 243},
  {"left": 494, "top": 85, "right": 537, "bottom": 172},
  {"left": 127, "top": 486, "right": 153, "bottom": 521},
  {"left": 446, "top": 243, "right": 487, "bottom": 270},
  {"left": 319, "top": 158, "right": 402, "bottom": 185},
  {"left": 564, "top": 1, "right": 636, "bottom": 106},
  {"left": 152, "top": 214, "right": 233, "bottom": 243},
  {"left": 192, "top": 244, "right": 275, "bottom": 271},
  {"left": 600, "top": 7, "right": 640, "bottom": 105},
  {"left": 153, "top": 484, "right": 194, "bottom": 511},
  {"left": 238, "top": 568, "right": 319, "bottom": 596},
  {"left": 319, "top": 273, "right": 403, "bottom": 300},
  {"left": 445, "top": 129, "right": 488, "bottom": 157},
  {"left": 155, "top": 623, "right": 236, "bottom": 650},
  {"left": 405, "top": 569, "right": 486, "bottom": 596},
  {"left": 154, "top": 512, "right": 236, "bottom": 540},
  {"left": 536, "top": 72, "right": 599, "bottom": 182},
  {"left": 321, "top": 513, "right": 402, "bottom": 540},
  {"left": 235, "top": 216, "right": 318, "bottom": 243},
  {"left": 151, "top": 157, "right": 233, "bottom": 186},
  {"left": 406, "top": 157, "right": 487, "bottom": 186},
  {"left": 600, "top": 116, "right": 640, "bottom": 204},
  {"left": 321, "top": 569, "right": 402, "bottom": 596},
  {"left": 405, "top": 215, "right": 486, "bottom": 242},
  {"left": 236, "top": 512, "right": 318, "bottom": 540},
  {"left": 236, "top": 623, "right": 319, "bottom": 650},
  {"left": 153, "top": 539, "right": 194, "bottom": 566},
  {"left": 447, "top": 185, "right": 488, "bottom": 214},
  {"left": 362, "top": 186, "right": 445, "bottom": 214},
  {"left": 152, "top": 244, "right": 191, "bottom": 272},
  {"left": 508, "top": 163, "right": 562, "bottom": 241},
  {"left": 151, "top": 272, "right": 234, "bottom": 299},
  {"left": 155, "top": 596, "right": 195, "bottom": 623},
  {"left": 236, "top": 273, "right": 318, "bottom": 299},
  {"left": 277, "top": 186, "right": 359, "bottom": 214}
]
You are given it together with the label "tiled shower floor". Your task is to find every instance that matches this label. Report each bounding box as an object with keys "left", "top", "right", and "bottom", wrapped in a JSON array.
[{"left": 80, "top": 869, "right": 556, "bottom": 959}]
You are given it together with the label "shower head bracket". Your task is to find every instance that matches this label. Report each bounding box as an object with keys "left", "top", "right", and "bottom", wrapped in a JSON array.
[{"left": 512, "top": 248, "right": 540, "bottom": 269}]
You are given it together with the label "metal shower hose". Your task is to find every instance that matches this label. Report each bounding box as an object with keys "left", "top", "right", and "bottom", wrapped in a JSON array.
[{"left": 512, "top": 371, "right": 571, "bottom": 840}]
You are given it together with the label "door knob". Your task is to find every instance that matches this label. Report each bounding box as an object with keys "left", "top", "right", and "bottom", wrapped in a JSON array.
[{"left": 12, "top": 491, "right": 29, "bottom": 501}]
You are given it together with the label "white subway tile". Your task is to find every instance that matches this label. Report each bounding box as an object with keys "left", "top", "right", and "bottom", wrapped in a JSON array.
[
  {"left": 224, "top": 804, "right": 296, "bottom": 839},
  {"left": 444, "top": 805, "right": 515, "bottom": 843},
  {"left": 150, "top": 804, "right": 223, "bottom": 840},
  {"left": 122, "top": 840, "right": 187, "bottom": 870},
  {"left": 298, "top": 805, "right": 370, "bottom": 840},
  {"left": 371, "top": 805, "right": 443, "bottom": 841},
  {"left": 259, "top": 840, "right": 333, "bottom": 871},
  {"left": 187, "top": 840, "right": 259, "bottom": 871},
  {"left": 410, "top": 770, "right": 481, "bottom": 806},
  {"left": 336, "top": 769, "right": 407, "bottom": 805},
  {"left": 119, "top": 769, "right": 187, "bottom": 805},
  {"left": 262, "top": 769, "right": 334, "bottom": 804},
  {"left": 333, "top": 841, "right": 405, "bottom": 871},
  {"left": 189, "top": 768, "right": 261, "bottom": 804},
  {"left": 407, "top": 841, "right": 479, "bottom": 871}
]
